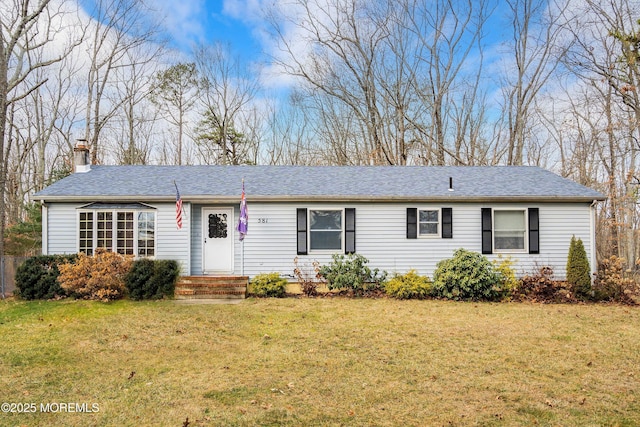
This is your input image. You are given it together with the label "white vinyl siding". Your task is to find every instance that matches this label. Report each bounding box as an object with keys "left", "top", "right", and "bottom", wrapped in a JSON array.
[
  {"left": 230, "top": 202, "right": 594, "bottom": 280},
  {"left": 154, "top": 202, "right": 190, "bottom": 275},
  {"left": 46, "top": 200, "right": 595, "bottom": 281},
  {"left": 47, "top": 203, "right": 78, "bottom": 254}
]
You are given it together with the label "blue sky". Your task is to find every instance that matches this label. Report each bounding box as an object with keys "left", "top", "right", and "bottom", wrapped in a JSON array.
[
  {"left": 155, "top": 0, "right": 264, "bottom": 62},
  {"left": 150, "top": 0, "right": 519, "bottom": 93}
]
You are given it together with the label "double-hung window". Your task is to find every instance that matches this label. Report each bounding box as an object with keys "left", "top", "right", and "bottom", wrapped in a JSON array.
[
  {"left": 309, "top": 209, "right": 343, "bottom": 251},
  {"left": 419, "top": 209, "right": 440, "bottom": 237},
  {"left": 493, "top": 209, "right": 526, "bottom": 252},
  {"left": 407, "top": 208, "right": 452, "bottom": 239},
  {"left": 78, "top": 204, "right": 156, "bottom": 257},
  {"left": 297, "top": 208, "right": 355, "bottom": 255}
]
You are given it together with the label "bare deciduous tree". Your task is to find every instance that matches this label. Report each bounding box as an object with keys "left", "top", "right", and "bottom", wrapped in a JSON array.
[
  {"left": 400, "top": 0, "right": 491, "bottom": 165},
  {"left": 267, "top": 0, "right": 400, "bottom": 164},
  {"left": 81, "top": 0, "right": 160, "bottom": 164},
  {"left": 194, "top": 44, "right": 261, "bottom": 165},
  {"left": 111, "top": 45, "right": 164, "bottom": 165},
  {"left": 499, "top": 0, "right": 568, "bottom": 165},
  {"left": 559, "top": 0, "right": 640, "bottom": 262},
  {"left": 266, "top": 0, "right": 491, "bottom": 166},
  {"left": 0, "top": 0, "right": 79, "bottom": 255}
]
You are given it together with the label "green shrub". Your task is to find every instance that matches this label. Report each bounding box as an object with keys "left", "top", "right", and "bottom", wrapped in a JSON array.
[
  {"left": 566, "top": 236, "right": 591, "bottom": 300},
  {"left": 318, "top": 253, "right": 387, "bottom": 295},
  {"left": 14, "top": 254, "right": 77, "bottom": 300},
  {"left": 432, "top": 248, "right": 503, "bottom": 301},
  {"left": 126, "top": 259, "right": 180, "bottom": 300},
  {"left": 249, "top": 273, "right": 288, "bottom": 297},
  {"left": 384, "top": 270, "right": 432, "bottom": 299},
  {"left": 493, "top": 255, "right": 518, "bottom": 299},
  {"left": 58, "top": 250, "right": 133, "bottom": 301}
]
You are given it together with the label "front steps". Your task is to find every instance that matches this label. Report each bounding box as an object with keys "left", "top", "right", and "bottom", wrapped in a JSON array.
[{"left": 175, "top": 276, "right": 248, "bottom": 300}]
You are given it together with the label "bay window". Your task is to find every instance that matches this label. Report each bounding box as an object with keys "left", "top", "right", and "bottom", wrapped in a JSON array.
[{"left": 78, "top": 204, "right": 155, "bottom": 257}]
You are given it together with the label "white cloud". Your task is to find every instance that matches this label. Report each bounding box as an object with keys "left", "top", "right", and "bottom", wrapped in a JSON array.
[{"left": 149, "top": 0, "right": 208, "bottom": 49}]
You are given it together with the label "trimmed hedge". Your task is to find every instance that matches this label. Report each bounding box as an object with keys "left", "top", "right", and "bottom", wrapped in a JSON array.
[
  {"left": 125, "top": 259, "right": 180, "bottom": 300},
  {"left": 14, "top": 254, "right": 77, "bottom": 300}
]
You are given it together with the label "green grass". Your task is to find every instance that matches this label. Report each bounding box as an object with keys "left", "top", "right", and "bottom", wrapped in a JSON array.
[{"left": 1, "top": 298, "right": 639, "bottom": 426}]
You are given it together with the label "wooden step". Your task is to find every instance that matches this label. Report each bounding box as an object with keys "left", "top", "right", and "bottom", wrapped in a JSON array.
[{"left": 175, "top": 276, "right": 248, "bottom": 300}]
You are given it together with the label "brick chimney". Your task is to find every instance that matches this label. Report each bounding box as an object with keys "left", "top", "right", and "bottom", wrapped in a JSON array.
[{"left": 74, "top": 140, "right": 90, "bottom": 173}]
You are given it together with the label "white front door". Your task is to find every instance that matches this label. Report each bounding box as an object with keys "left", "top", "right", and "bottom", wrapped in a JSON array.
[{"left": 202, "top": 207, "right": 234, "bottom": 273}]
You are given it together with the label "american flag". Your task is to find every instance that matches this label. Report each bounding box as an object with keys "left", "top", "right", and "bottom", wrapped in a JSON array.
[
  {"left": 175, "top": 182, "right": 183, "bottom": 230},
  {"left": 237, "top": 179, "right": 248, "bottom": 240}
]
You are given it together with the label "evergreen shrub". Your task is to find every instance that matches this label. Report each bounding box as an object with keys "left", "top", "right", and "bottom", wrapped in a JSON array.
[
  {"left": 432, "top": 248, "right": 503, "bottom": 301},
  {"left": 318, "top": 253, "right": 387, "bottom": 295},
  {"left": 384, "top": 270, "right": 432, "bottom": 299},
  {"left": 125, "top": 258, "right": 180, "bottom": 300},
  {"left": 249, "top": 273, "right": 288, "bottom": 297},
  {"left": 14, "top": 254, "right": 77, "bottom": 300},
  {"left": 493, "top": 255, "right": 518, "bottom": 300},
  {"left": 566, "top": 236, "right": 591, "bottom": 300}
]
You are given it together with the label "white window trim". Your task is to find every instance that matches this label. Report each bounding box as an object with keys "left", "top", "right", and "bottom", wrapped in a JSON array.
[
  {"left": 76, "top": 208, "right": 157, "bottom": 258},
  {"left": 418, "top": 208, "right": 441, "bottom": 239},
  {"left": 308, "top": 208, "right": 345, "bottom": 254},
  {"left": 492, "top": 208, "right": 528, "bottom": 253}
]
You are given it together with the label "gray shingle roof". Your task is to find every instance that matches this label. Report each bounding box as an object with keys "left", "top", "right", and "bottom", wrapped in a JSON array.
[{"left": 33, "top": 165, "right": 605, "bottom": 202}]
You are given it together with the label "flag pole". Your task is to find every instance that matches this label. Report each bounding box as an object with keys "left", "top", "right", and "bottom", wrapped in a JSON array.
[
  {"left": 242, "top": 179, "right": 245, "bottom": 276},
  {"left": 237, "top": 178, "right": 248, "bottom": 276},
  {"left": 241, "top": 232, "right": 245, "bottom": 276}
]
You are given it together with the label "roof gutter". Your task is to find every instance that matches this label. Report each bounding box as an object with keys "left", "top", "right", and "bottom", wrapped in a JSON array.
[{"left": 32, "top": 194, "right": 606, "bottom": 204}]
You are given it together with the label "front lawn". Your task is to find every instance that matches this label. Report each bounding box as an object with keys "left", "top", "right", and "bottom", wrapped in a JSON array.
[{"left": 0, "top": 298, "right": 638, "bottom": 426}]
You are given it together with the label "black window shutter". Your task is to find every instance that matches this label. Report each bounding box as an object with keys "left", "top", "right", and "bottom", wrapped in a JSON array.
[
  {"left": 407, "top": 208, "right": 417, "bottom": 239},
  {"left": 296, "top": 208, "right": 307, "bottom": 255},
  {"left": 442, "top": 208, "right": 453, "bottom": 239},
  {"left": 528, "top": 208, "right": 539, "bottom": 254},
  {"left": 345, "top": 208, "right": 356, "bottom": 254},
  {"left": 481, "top": 208, "right": 492, "bottom": 254}
]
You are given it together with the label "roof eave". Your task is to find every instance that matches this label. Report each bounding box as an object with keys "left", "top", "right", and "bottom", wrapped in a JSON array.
[{"left": 34, "top": 194, "right": 606, "bottom": 204}]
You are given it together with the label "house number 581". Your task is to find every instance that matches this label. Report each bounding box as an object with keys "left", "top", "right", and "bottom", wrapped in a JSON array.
[{"left": 257, "top": 218, "right": 268, "bottom": 223}]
